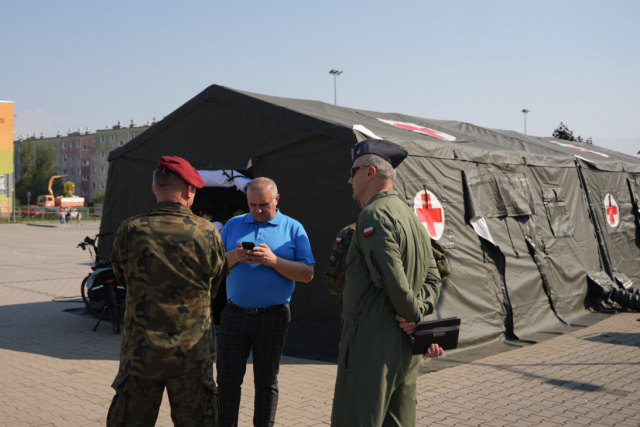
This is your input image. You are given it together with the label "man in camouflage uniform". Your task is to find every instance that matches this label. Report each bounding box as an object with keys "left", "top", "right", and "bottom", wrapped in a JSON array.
[
  {"left": 107, "top": 156, "right": 228, "bottom": 427},
  {"left": 324, "top": 222, "right": 355, "bottom": 295},
  {"left": 331, "top": 140, "right": 444, "bottom": 427},
  {"left": 325, "top": 202, "right": 364, "bottom": 295}
]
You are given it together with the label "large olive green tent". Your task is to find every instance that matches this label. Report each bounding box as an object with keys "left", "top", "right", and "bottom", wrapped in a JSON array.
[{"left": 99, "top": 84, "right": 640, "bottom": 360}]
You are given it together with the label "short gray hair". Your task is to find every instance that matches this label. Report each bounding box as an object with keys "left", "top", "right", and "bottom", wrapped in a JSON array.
[
  {"left": 356, "top": 154, "right": 396, "bottom": 181},
  {"left": 246, "top": 177, "right": 278, "bottom": 198}
]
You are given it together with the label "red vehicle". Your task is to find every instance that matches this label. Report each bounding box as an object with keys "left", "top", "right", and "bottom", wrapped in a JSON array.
[
  {"left": 20, "top": 205, "right": 44, "bottom": 218},
  {"left": 37, "top": 175, "right": 85, "bottom": 208}
]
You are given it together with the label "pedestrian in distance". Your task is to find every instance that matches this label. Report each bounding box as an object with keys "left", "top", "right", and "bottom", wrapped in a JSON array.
[
  {"left": 331, "top": 139, "right": 444, "bottom": 427},
  {"left": 216, "top": 177, "right": 315, "bottom": 427},
  {"left": 107, "top": 155, "right": 228, "bottom": 426}
]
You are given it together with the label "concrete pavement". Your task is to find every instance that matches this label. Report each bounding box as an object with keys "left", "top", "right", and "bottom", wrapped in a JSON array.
[{"left": 0, "top": 221, "right": 639, "bottom": 426}]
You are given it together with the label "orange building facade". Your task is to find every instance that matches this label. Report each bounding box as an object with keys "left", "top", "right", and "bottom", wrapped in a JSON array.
[{"left": 0, "top": 101, "right": 14, "bottom": 218}]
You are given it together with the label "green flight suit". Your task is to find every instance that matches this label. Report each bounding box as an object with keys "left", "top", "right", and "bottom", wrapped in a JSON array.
[
  {"left": 331, "top": 190, "right": 441, "bottom": 427},
  {"left": 107, "top": 202, "right": 228, "bottom": 426}
]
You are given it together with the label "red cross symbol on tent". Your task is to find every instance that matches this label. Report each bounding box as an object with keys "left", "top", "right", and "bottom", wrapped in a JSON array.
[
  {"left": 413, "top": 190, "right": 445, "bottom": 239},
  {"left": 604, "top": 193, "right": 620, "bottom": 228},
  {"left": 378, "top": 119, "right": 457, "bottom": 142},
  {"left": 395, "top": 123, "right": 446, "bottom": 140}
]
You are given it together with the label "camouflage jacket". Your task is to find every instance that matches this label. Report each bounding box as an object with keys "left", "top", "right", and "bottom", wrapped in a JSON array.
[
  {"left": 111, "top": 202, "right": 228, "bottom": 378},
  {"left": 324, "top": 223, "right": 355, "bottom": 295}
]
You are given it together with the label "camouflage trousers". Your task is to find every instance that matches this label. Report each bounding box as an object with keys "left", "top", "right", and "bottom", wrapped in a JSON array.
[{"left": 107, "top": 365, "right": 219, "bottom": 427}]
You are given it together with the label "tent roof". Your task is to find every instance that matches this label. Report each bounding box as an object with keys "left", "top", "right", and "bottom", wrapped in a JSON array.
[{"left": 110, "top": 84, "right": 640, "bottom": 170}]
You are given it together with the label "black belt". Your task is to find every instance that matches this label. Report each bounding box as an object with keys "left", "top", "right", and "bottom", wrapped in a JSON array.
[{"left": 227, "top": 301, "right": 287, "bottom": 315}]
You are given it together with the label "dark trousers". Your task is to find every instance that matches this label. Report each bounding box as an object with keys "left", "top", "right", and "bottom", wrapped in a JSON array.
[
  {"left": 211, "top": 278, "right": 228, "bottom": 326},
  {"left": 216, "top": 302, "right": 291, "bottom": 427}
]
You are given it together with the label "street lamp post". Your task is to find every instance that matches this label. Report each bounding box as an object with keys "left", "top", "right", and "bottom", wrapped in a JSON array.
[
  {"left": 329, "top": 69, "right": 343, "bottom": 105},
  {"left": 521, "top": 109, "right": 530, "bottom": 135}
]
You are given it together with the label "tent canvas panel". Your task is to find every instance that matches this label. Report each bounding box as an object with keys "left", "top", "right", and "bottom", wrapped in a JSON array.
[
  {"left": 526, "top": 164, "right": 601, "bottom": 321},
  {"left": 578, "top": 160, "right": 640, "bottom": 284},
  {"left": 482, "top": 214, "right": 566, "bottom": 338}
]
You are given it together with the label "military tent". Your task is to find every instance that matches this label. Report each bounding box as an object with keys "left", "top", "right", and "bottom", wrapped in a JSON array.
[{"left": 98, "top": 84, "right": 640, "bottom": 361}]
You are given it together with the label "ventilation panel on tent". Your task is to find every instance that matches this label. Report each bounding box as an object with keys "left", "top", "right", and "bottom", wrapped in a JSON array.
[
  {"left": 541, "top": 187, "right": 575, "bottom": 239},
  {"left": 464, "top": 167, "right": 566, "bottom": 339}
]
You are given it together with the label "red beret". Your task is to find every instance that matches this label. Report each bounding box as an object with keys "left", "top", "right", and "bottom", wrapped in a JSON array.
[{"left": 157, "top": 156, "right": 205, "bottom": 188}]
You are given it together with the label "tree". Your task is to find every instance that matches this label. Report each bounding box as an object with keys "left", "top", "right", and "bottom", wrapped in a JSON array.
[
  {"left": 93, "top": 192, "right": 106, "bottom": 203},
  {"left": 15, "top": 140, "right": 58, "bottom": 205},
  {"left": 552, "top": 122, "right": 593, "bottom": 144}
]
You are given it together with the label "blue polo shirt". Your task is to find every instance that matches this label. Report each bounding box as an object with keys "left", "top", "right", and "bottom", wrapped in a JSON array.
[{"left": 221, "top": 209, "right": 315, "bottom": 308}]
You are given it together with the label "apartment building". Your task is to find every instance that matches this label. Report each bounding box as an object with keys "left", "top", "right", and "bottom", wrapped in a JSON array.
[
  {"left": 14, "top": 120, "right": 152, "bottom": 204},
  {"left": 60, "top": 130, "right": 95, "bottom": 198},
  {"left": 91, "top": 120, "right": 150, "bottom": 201}
]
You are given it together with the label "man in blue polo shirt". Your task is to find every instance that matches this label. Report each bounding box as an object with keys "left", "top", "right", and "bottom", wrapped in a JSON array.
[{"left": 217, "top": 177, "right": 315, "bottom": 427}]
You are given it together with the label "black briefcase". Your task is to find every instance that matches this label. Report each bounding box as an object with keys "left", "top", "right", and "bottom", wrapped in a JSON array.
[{"left": 412, "top": 317, "right": 461, "bottom": 355}]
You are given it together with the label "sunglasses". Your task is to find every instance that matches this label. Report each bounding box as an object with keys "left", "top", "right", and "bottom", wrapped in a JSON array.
[{"left": 350, "top": 166, "right": 378, "bottom": 178}]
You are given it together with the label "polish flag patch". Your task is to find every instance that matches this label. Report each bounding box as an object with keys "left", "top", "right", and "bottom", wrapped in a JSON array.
[{"left": 363, "top": 226, "right": 375, "bottom": 237}]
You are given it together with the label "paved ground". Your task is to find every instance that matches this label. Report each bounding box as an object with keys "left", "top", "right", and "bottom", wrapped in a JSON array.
[{"left": 1, "top": 221, "right": 639, "bottom": 426}]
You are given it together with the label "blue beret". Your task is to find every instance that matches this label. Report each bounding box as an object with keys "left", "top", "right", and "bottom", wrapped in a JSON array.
[{"left": 351, "top": 139, "right": 408, "bottom": 169}]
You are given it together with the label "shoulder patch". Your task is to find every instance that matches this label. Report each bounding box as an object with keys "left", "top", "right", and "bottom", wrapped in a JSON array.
[
  {"left": 335, "top": 237, "right": 343, "bottom": 244},
  {"left": 363, "top": 226, "right": 375, "bottom": 237}
]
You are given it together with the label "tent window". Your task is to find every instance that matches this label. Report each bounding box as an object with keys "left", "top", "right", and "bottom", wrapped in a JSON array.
[
  {"left": 542, "top": 187, "right": 574, "bottom": 238},
  {"left": 466, "top": 172, "right": 535, "bottom": 218}
]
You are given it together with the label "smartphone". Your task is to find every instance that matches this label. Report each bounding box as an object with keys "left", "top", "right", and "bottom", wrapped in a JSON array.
[{"left": 242, "top": 242, "right": 255, "bottom": 250}]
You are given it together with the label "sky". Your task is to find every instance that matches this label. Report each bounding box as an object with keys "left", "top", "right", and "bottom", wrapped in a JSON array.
[{"left": 2, "top": 0, "right": 639, "bottom": 156}]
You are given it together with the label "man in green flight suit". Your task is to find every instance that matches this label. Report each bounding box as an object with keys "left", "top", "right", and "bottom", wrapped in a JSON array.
[
  {"left": 107, "top": 156, "right": 228, "bottom": 426},
  {"left": 331, "top": 139, "right": 444, "bottom": 427}
]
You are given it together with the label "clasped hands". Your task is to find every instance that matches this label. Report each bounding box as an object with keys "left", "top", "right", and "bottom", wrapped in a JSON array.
[{"left": 395, "top": 314, "right": 445, "bottom": 359}]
